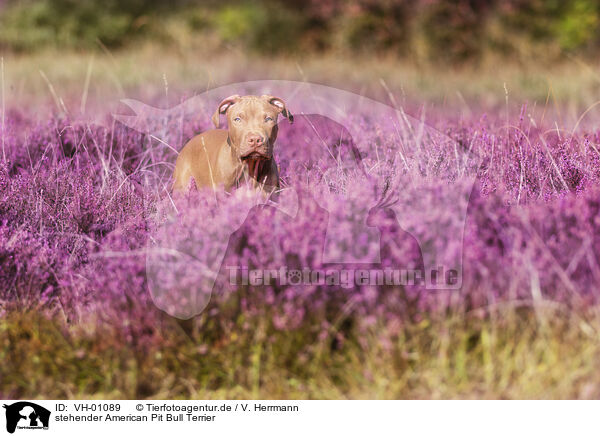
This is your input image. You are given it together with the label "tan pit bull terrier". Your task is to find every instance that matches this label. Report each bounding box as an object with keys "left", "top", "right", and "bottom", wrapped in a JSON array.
[{"left": 172, "top": 94, "right": 293, "bottom": 194}]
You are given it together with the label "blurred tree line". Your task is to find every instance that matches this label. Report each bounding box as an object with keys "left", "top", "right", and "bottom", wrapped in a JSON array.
[{"left": 0, "top": 0, "right": 598, "bottom": 62}]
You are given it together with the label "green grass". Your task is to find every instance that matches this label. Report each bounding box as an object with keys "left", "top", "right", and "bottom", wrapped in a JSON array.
[{"left": 2, "top": 307, "right": 600, "bottom": 399}]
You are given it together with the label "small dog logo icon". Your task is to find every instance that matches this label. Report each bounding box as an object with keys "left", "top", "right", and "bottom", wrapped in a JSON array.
[{"left": 3, "top": 402, "right": 50, "bottom": 434}]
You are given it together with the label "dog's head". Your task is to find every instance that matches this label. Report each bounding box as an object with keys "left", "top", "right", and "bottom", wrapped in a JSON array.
[{"left": 211, "top": 94, "right": 293, "bottom": 163}]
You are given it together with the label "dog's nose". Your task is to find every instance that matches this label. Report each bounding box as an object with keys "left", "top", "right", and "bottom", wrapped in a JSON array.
[{"left": 247, "top": 134, "right": 265, "bottom": 147}]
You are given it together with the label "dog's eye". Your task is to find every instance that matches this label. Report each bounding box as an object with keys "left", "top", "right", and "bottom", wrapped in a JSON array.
[
  {"left": 265, "top": 116, "right": 273, "bottom": 122},
  {"left": 234, "top": 117, "right": 242, "bottom": 123}
]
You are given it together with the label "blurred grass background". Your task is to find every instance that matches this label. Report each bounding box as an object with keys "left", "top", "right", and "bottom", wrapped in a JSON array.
[
  {"left": 2, "top": 0, "right": 600, "bottom": 63},
  {"left": 2, "top": 0, "right": 600, "bottom": 114}
]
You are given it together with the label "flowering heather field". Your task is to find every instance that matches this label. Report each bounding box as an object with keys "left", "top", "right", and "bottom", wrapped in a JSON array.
[{"left": 2, "top": 78, "right": 600, "bottom": 399}]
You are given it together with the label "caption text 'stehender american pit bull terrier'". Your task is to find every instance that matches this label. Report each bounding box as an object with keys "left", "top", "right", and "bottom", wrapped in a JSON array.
[{"left": 172, "top": 94, "right": 293, "bottom": 194}]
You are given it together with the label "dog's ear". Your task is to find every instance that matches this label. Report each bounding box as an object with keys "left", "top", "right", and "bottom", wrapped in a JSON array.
[
  {"left": 263, "top": 95, "right": 293, "bottom": 124},
  {"left": 212, "top": 95, "right": 240, "bottom": 128}
]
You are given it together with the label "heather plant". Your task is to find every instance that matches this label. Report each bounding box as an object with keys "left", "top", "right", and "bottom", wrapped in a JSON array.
[
  {"left": 2, "top": 80, "right": 600, "bottom": 398},
  {"left": 2, "top": 93, "right": 600, "bottom": 320}
]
